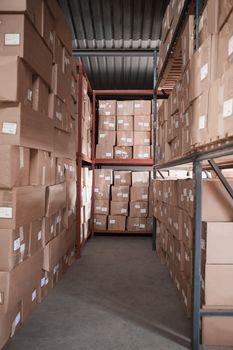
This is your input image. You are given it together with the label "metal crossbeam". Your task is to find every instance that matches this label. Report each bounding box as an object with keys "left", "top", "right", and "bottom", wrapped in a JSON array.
[
  {"left": 208, "top": 159, "right": 233, "bottom": 200},
  {"left": 73, "top": 49, "right": 155, "bottom": 57}
]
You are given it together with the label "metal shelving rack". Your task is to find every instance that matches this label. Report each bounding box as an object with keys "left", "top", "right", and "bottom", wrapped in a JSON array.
[
  {"left": 153, "top": 1, "right": 233, "bottom": 349},
  {"left": 76, "top": 62, "right": 93, "bottom": 256},
  {"left": 91, "top": 89, "right": 155, "bottom": 236}
]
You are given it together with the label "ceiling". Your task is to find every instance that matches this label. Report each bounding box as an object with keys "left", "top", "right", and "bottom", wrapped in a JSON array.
[{"left": 59, "top": 0, "right": 168, "bottom": 90}]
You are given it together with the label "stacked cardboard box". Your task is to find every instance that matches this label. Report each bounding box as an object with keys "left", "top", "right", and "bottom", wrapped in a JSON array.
[
  {"left": 153, "top": 177, "right": 233, "bottom": 345},
  {"left": 81, "top": 76, "right": 92, "bottom": 159},
  {"left": 80, "top": 167, "right": 93, "bottom": 243},
  {"left": 0, "top": 1, "right": 77, "bottom": 347},
  {"left": 96, "top": 100, "right": 152, "bottom": 159},
  {"left": 94, "top": 170, "right": 153, "bottom": 232},
  {"left": 157, "top": 1, "right": 233, "bottom": 163}
]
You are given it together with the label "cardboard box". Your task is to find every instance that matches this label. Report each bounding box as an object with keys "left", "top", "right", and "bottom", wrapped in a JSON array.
[
  {"left": 43, "top": 229, "right": 68, "bottom": 272},
  {"left": 117, "top": 131, "right": 134, "bottom": 146},
  {"left": 182, "top": 211, "right": 193, "bottom": 249},
  {"left": 181, "top": 277, "right": 192, "bottom": 318},
  {"left": 191, "top": 90, "right": 210, "bottom": 146},
  {"left": 33, "top": 77, "right": 49, "bottom": 116},
  {"left": 49, "top": 93, "right": 70, "bottom": 132},
  {"left": 111, "top": 186, "right": 129, "bottom": 202},
  {"left": 117, "top": 101, "right": 134, "bottom": 116},
  {"left": 53, "top": 127, "right": 76, "bottom": 159},
  {"left": 133, "top": 131, "right": 151, "bottom": 146},
  {"left": 94, "top": 200, "right": 109, "bottom": 215},
  {"left": 98, "top": 100, "right": 116, "bottom": 116},
  {"left": 218, "top": 0, "right": 233, "bottom": 30},
  {"left": 64, "top": 159, "right": 76, "bottom": 182},
  {"left": 130, "top": 187, "right": 148, "bottom": 202},
  {"left": 94, "top": 169, "right": 113, "bottom": 186},
  {"left": 98, "top": 130, "right": 116, "bottom": 145},
  {"left": 114, "top": 146, "right": 132, "bottom": 159},
  {"left": 0, "top": 186, "right": 46, "bottom": 229},
  {"left": 127, "top": 217, "right": 147, "bottom": 232},
  {"left": 29, "top": 219, "right": 43, "bottom": 256},
  {"left": 198, "top": 0, "right": 218, "bottom": 46},
  {"left": 108, "top": 216, "right": 126, "bottom": 231},
  {"left": 184, "top": 246, "right": 192, "bottom": 280},
  {"left": 42, "top": 214, "right": 56, "bottom": 246},
  {"left": 94, "top": 215, "right": 107, "bottom": 231},
  {"left": 95, "top": 144, "right": 113, "bottom": 159},
  {"left": 181, "top": 15, "right": 194, "bottom": 70},
  {"left": 158, "top": 99, "right": 168, "bottom": 126},
  {"left": 30, "top": 150, "right": 52, "bottom": 186},
  {"left": 133, "top": 146, "right": 151, "bottom": 159},
  {"left": 110, "top": 201, "right": 128, "bottom": 216},
  {"left": 134, "top": 100, "right": 151, "bottom": 115},
  {"left": 134, "top": 116, "right": 151, "bottom": 131},
  {"left": 99, "top": 116, "right": 116, "bottom": 131},
  {"left": 0, "top": 14, "right": 52, "bottom": 87},
  {"left": 0, "top": 302, "right": 22, "bottom": 349},
  {"left": 0, "top": 103, "right": 53, "bottom": 152},
  {"left": 0, "top": 146, "right": 29, "bottom": 189},
  {"left": 0, "top": 225, "right": 29, "bottom": 271},
  {"left": 132, "top": 172, "right": 150, "bottom": 187},
  {"left": 45, "top": 183, "right": 66, "bottom": 217},
  {"left": 146, "top": 217, "right": 153, "bottom": 232},
  {"left": 114, "top": 171, "right": 131, "bottom": 186},
  {"left": 174, "top": 239, "right": 184, "bottom": 271},
  {"left": 130, "top": 202, "right": 148, "bottom": 217},
  {"left": 94, "top": 185, "right": 110, "bottom": 200},
  {"left": 117, "top": 116, "right": 133, "bottom": 131},
  {"left": 42, "top": 0, "right": 55, "bottom": 53},
  {"left": 63, "top": 181, "right": 76, "bottom": 229}
]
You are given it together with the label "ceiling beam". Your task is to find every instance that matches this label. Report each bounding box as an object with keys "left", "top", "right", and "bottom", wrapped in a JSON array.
[{"left": 72, "top": 49, "right": 157, "bottom": 57}]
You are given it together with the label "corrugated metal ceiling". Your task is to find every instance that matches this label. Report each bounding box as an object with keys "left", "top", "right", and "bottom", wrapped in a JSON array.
[{"left": 59, "top": 0, "right": 168, "bottom": 89}]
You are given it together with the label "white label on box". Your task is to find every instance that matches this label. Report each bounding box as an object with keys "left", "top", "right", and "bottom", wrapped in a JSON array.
[
  {"left": 143, "top": 153, "right": 149, "bottom": 158},
  {"left": 117, "top": 192, "right": 122, "bottom": 196},
  {"left": 139, "top": 224, "right": 145, "bottom": 228},
  {"left": 223, "top": 99, "right": 233, "bottom": 118},
  {"left": 102, "top": 207, "right": 107, "bottom": 212},
  {"left": 105, "top": 111, "right": 110, "bottom": 115},
  {"left": 200, "top": 63, "right": 208, "bottom": 81},
  {"left": 135, "top": 103, "right": 141, "bottom": 108},
  {"left": 45, "top": 277, "right": 49, "bottom": 285},
  {"left": 135, "top": 205, "right": 140, "bottom": 209},
  {"left": 118, "top": 104, "right": 123, "bottom": 108},
  {"left": 144, "top": 138, "right": 150, "bottom": 143},
  {"left": 32, "top": 289, "right": 37, "bottom": 301},
  {"left": 106, "top": 152, "right": 112, "bottom": 157},
  {"left": 99, "top": 133, "right": 105, "bottom": 138},
  {"left": 118, "top": 119, "right": 123, "bottom": 124},
  {"left": 5, "top": 33, "right": 20, "bottom": 45},
  {"left": 2, "top": 122, "right": 17, "bottom": 135},
  {"left": 20, "top": 243, "right": 25, "bottom": 253},
  {"left": 27, "top": 89, "right": 32, "bottom": 101},
  {"left": 140, "top": 209, "right": 146, "bottom": 213},
  {"left": 0, "top": 207, "right": 13, "bottom": 218},
  {"left": 94, "top": 188, "right": 99, "bottom": 192},
  {"left": 69, "top": 165, "right": 73, "bottom": 172},
  {"left": 99, "top": 174, "right": 104, "bottom": 178},
  {"left": 124, "top": 123, "right": 129, "bottom": 127},
  {"left": 103, "top": 121, "right": 109, "bottom": 125},
  {"left": 121, "top": 179, "right": 126, "bottom": 183},
  {"left": 96, "top": 221, "right": 101, "bottom": 226},
  {"left": 105, "top": 176, "right": 111, "bottom": 181},
  {"left": 100, "top": 103, "right": 106, "bottom": 108},
  {"left": 50, "top": 224, "right": 54, "bottom": 234},
  {"left": 144, "top": 122, "right": 149, "bottom": 127},
  {"left": 14, "top": 312, "right": 21, "bottom": 328},
  {"left": 110, "top": 219, "right": 115, "bottom": 224},
  {"left": 142, "top": 194, "right": 148, "bottom": 200},
  {"left": 199, "top": 115, "right": 206, "bottom": 129},
  {"left": 115, "top": 175, "right": 120, "bottom": 179},
  {"left": 41, "top": 277, "right": 45, "bottom": 287},
  {"left": 109, "top": 123, "right": 115, "bottom": 128},
  {"left": 122, "top": 193, "right": 128, "bottom": 198},
  {"left": 14, "top": 238, "right": 20, "bottom": 251},
  {"left": 121, "top": 137, "right": 126, "bottom": 141},
  {"left": 56, "top": 111, "right": 62, "bottom": 121},
  {"left": 228, "top": 36, "right": 233, "bottom": 56},
  {"left": 121, "top": 208, "right": 127, "bottom": 213},
  {"left": 56, "top": 216, "right": 59, "bottom": 224},
  {"left": 38, "top": 231, "right": 42, "bottom": 241},
  {"left": 19, "top": 147, "right": 24, "bottom": 168},
  {"left": 127, "top": 138, "right": 132, "bottom": 143}
]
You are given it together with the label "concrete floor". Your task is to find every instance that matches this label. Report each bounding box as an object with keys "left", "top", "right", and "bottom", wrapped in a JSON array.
[{"left": 5, "top": 236, "right": 192, "bottom": 350}]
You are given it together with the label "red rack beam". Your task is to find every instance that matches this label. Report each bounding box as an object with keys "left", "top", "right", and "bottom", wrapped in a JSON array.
[
  {"left": 94, "top": 159, "right": 154, "bottom": 166},
  {"left": 94, "top": 230, "right": 152, "bottom": 235}
]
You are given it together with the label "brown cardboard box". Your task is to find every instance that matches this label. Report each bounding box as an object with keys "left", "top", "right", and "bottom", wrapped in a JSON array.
[
  {"left": 202, "top": 222, "right": 233, "bottom": 264},
  {"left": 205, "top": 265, "right": 233, "bottom": 305},
  {"left": 218, "top": 0, "right": 233, "bottom": 30},
  {"left": 63, "top": 181, "right": 76, "bottom": 229},
  {"left": 158, "top": 99, "right": 168, "bottom": 126},
  {"left": 130, "top": 187, "right": 148, "bottom": 202},
  {"left": 43, "top": 229, "right": 68, "bottom": 272},
  {"left": 114, "top": 171, "right": 131, "bottom": 186},
  {"left": 0, "top": 302, "right": 22, "bottom": 349},
  {"left": 49, "top": 93, "right": 70, "bottom": 132},
  {"left": 171, "top": 206, "right": 183, "bottom": 240},
  {"left": 38, "top": 270, "right": 50, "bottom": 302},
  {"left": 110, "top": 201, "right": 128, "bottom": 216},
  {"left": 0, "top": 225, "right": 29, "bottom": 271},
  {"left": 95, "top": 144, "right": 113, "bottom": 159},
  {"left": 117, "top": 116, "right": 133, "bottom": 131},
  {"left": 98, "top": 100, "right": 116, "bottom": 116},
  {"left": 184, "top": 245, "right": 192, "bottom": 280},
  {"left": 0, "top": 248, "right": 43, "bottom": 314},
  {"left": 117, "top": 101, "right": 134, "bottom": 116},
  {"left": 111, "top": 186, "right": 129, "bottom": 202},
  {"left": 45, "top": 183, "right": 66, "bottom": 217},
  {"left": 33, "top": 77, "right": 49, "bottom": 116},
  {"left": 55, "top": 158, "right": 65, "bottom": 184},
  {"left": 182, "top": 211, "right": 193, "bottom": 249},
  {"left": 0, "top": 186, "right": 45, "bottom": 229},
  {"left": 0, "top": 103, "right": 53, "bottom": 152},
  {"left": 42, "top": 214, "right": 56, "bottom": 246},
  {"left": 202, "top": 307, "right": 233, "bottom": 346},
  {"left": 98, "top": 130, "right": 116, "bottom": 145},
  {"left": 108, "top": 216, "right": 126, "bottom": 231},
  {"left": 127, "top": 217, "right": 147, "bottom": 232},
  {"left": 134, "top": 131, "right": 151, "bottom": 146},
  {"left": 181, "top": 15, "right": 194, "bottom": 70},
  {"left": 0, "top": 146, "right": 29, "bottom": 189},
  {"left": 130, "top": 202, "right": 148, "bottom": 217},
  {"left": 94, "top": 185, "right": 110, "bottom": 200},
  {"left": 0, "top": 14, "right": 52, "bottom": 87},
  {"left": 134, "top": 100, "right": 151, "bottom": 115},
  {"left": 29, "top": 219, "right": 43, "bottom": 256},
  {"left": 198, "top": 0, "right": 218, "bottom": 46},
  {"left": 146, "top": 217, "right": 153, "bottom": 232},
  {"left": 114, "top": 146, "right": 133, "bottom": 159},
  {"left": 99, "top": 116, "right": 116, "bottom": 131},
  {"left": 64, "top": 159, "right": 76, "bottom": 182},
  {"left": 182, "top": 106, "right": 193, "bottom": 154},
  {"left": 30, "top": 150, "right": 51, "bottom": 186},
  {"left": 133, "top": 146, "right": 151, "bottom": 159},
  {"left": 174, "top": 239, "right": 184, "bottom": 271},
  {"left": 94, "top": 200, "right": 109, "bottom": 215},
  {"left": 42, "top": 0, "right": 55, "bottom": 53},
  {"left": 181, "top": 277, "right": 192, "bottom": 318},
  {"left": 117, "top": 131, "right": 134, "bottom": 146},
  {"left": 191, "top": 90, "right": 210, "bottom": 146},
  {"left": 132, "top": 172, "right": 150, "bottom": 187},
  {"left": 94, "top": 169, "right": 113, "bottom": 186},
  {"left": 134, "top": 116, "right": 151, "bottom": 131},
  {"left": 94, "top": 215, "right": 107, "bottom": 231},
  {"left": 53, "top": 127, "right": 76, "bottom": 159}
]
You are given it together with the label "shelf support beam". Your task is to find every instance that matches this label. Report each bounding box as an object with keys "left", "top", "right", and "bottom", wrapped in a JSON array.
[{"left": 208, "top": 159, "right": 233, "bottom": 200}]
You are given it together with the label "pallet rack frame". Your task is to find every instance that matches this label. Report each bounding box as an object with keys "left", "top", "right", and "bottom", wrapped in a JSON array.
[{"left": 153, "top": 1, "right": 233, "bottom": 349}]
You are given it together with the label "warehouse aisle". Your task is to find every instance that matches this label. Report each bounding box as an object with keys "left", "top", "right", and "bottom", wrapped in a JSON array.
[{"left": 5, "top": 237, "right": 191, "bottom": 350}]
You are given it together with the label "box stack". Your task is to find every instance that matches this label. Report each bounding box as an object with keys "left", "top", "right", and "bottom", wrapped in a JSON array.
[
  {"left": 153, "top": 177, "right": 233, "bottom": 345},
  {"left": 157, "top": 0, "right": 233, "bottom": 163},
  {"left": 94, "top": 170, "right": 153, "bottom": 232},
  {"left": 0, "top": 1, "right": 77, "bottom": 347},
  {"left": 80, "top": 167, "right": 93, "bottom": 243},
  {"left": 96, "top": 100, "right": 152, "bottom": 159},
  {"left": 81, "top": 76, "right": 92, "bottom": 159}
]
